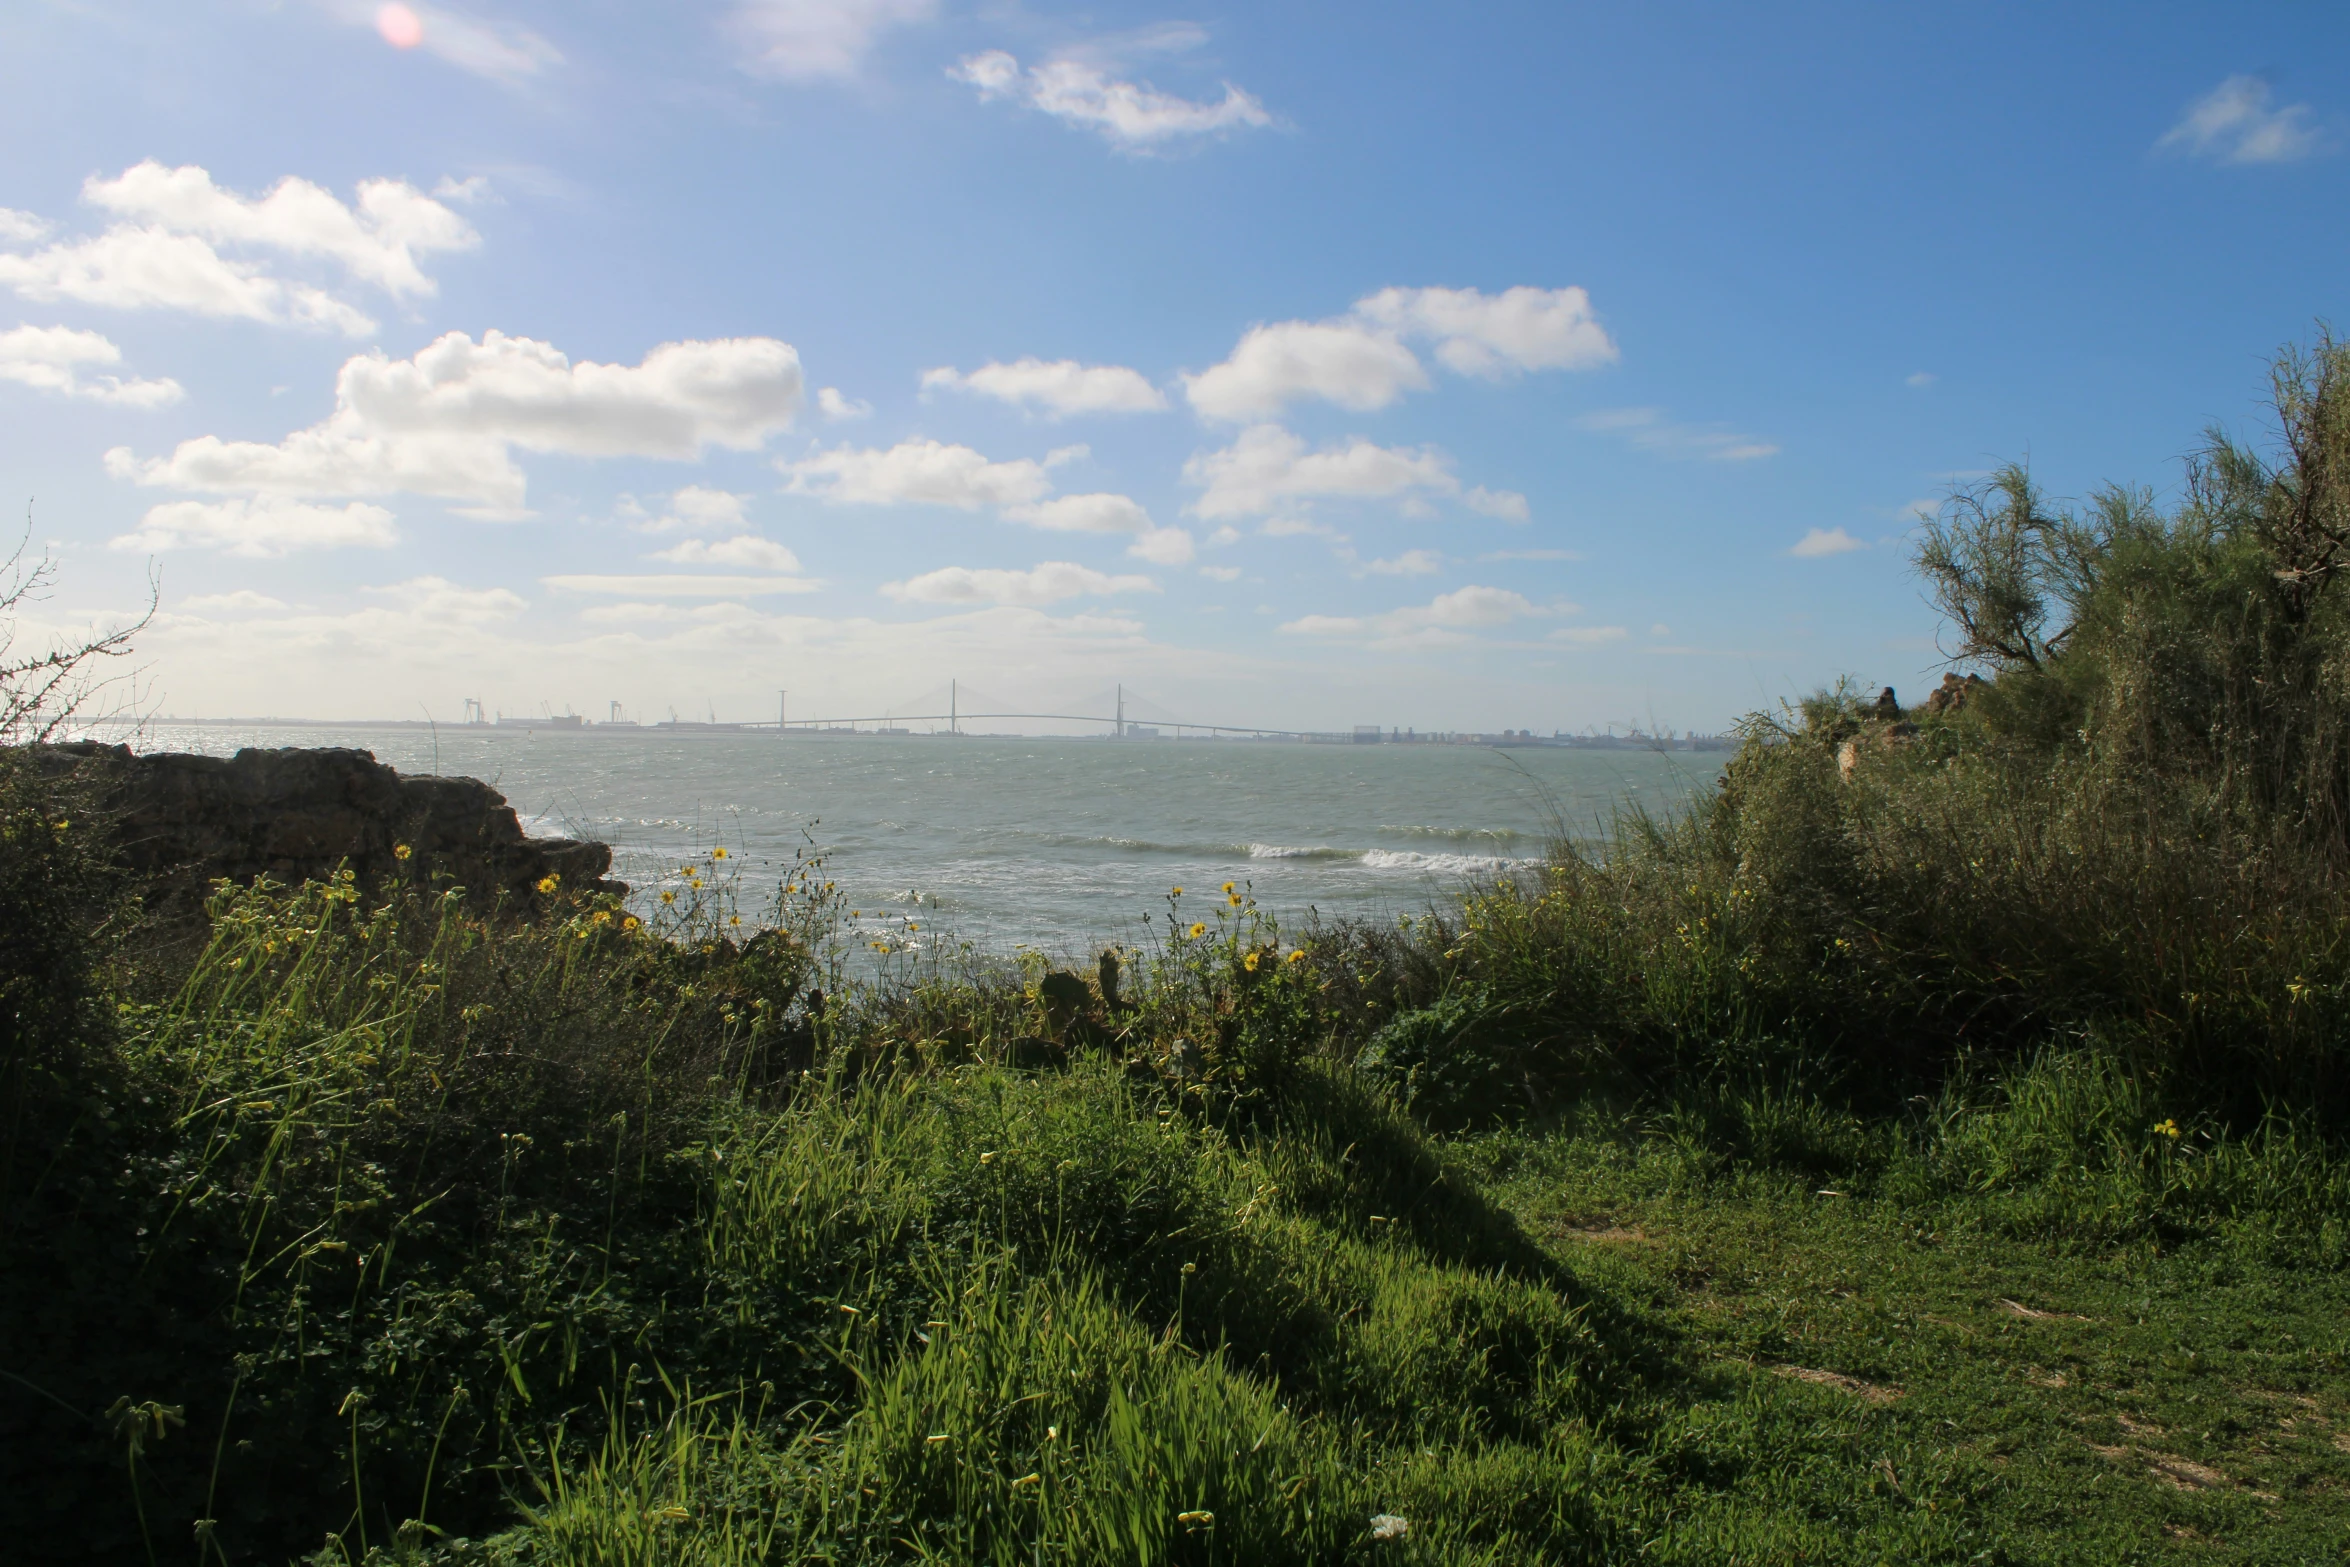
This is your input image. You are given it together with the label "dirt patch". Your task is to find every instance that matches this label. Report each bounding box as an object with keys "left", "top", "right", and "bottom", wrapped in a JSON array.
[
  {"left": 2022, "top": 1366, "right": 2068, "bottom": 1388},
  {"left": 2117, "top": 1414, "right": 2167, "bottom": 1440},
  {"left": 1773, "top": 1365, "right": 1903, "bottom": 1405}
]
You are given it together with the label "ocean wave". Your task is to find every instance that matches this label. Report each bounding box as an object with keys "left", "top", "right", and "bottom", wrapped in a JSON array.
[
  {"left": 1244, "top": 843, "right": 1363, "bottom": 861},
  {"left": 1359, "top": 848, "right": 1526, "bottom": 875},
  {"left": 1378, "top": 824, "right": 1528, "bottom": 843}
]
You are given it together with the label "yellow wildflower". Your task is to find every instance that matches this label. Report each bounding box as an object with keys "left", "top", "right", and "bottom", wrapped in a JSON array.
[
  {"left": 1189, "top": 922, "right": 1207, "bottom": 939},
  {"left": 729, "top": 914, "right": 742, "bottom": 926},
  {"left": 392, "top": 844, "right": 412, "bottom": 861},
  {"left": 661, "top": 890, "right": 677, "bottom": 905},
  {"left": 1171, "top": 886, "right": 1183, "bottom": 897},
  {"left": 1287, "top": 949, "right": 1307, "bottom": 964},
  {"left": 536, "top": 874, "right": 559, "bottom": 894},
  {"left": 712, "top": 846, "right": 729, "bottom": 859},
  {"left": 1228, "top": 893, "right": 1242, "bottom": 907},
  {"left": 1221, "top": 881, "right": 1235, "bottom": 895},
  {"left": 1243, "top": 950, "right": 1260, "bottom": 972},
  {"left": 623, "top": 915, "right": 642, "bottom": 931},
  {"left": 2154, "top": 1118, "right": 2182, "bottom": 1139}
]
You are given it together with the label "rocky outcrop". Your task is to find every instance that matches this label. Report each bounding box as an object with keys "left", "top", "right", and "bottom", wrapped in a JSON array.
[
  {"left": 28, "top": 743, "right": 624, "bottom": 908},
  {"left": 1924, "top": 672, "right": 1987, "bottom": 715}
]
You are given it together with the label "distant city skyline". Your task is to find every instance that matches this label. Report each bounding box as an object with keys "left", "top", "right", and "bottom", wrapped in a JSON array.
[{"left": 1, "top": 3, "right": 2344, "bottom": 732}]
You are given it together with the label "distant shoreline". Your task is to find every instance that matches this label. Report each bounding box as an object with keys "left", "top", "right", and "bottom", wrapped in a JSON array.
[{"left": 98, "top": 717, "right": 1734, "bottom": 751}]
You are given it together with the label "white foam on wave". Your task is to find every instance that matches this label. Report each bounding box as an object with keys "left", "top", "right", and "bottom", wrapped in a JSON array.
[
  {"left": 1245, "top": 843, "right": 1360, "bottom": 861},
  {"left": 1359, "top": 848, "right": 1524, "bottom": 875}
]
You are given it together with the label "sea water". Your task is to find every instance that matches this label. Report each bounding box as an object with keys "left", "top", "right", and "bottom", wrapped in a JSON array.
[{"left": 131, "top": 726, "right": 1715, "bottom": 955}]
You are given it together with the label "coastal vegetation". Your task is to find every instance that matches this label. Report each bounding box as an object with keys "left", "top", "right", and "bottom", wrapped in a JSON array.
[{"left": 8, "top": 336, "right": 2350, "bottom": 1562}]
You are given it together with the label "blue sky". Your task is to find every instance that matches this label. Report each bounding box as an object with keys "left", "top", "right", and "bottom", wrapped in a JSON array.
[{"left": 0, "top": 1, "right": 2343, "bottom": 731}]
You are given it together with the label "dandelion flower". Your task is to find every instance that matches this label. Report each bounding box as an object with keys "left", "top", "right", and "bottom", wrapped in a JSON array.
[
  {"left": 712, "top": 846, "right": 729, "bottom": 859},
  {"left": 393, "top": 844, "right": 413, "bottom": 861},
  {"left": 1189, "top": 922, "right": 1207, "bottom": 939}
]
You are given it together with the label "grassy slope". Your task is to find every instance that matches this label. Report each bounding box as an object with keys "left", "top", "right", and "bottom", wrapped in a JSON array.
[{"left": 1469, "top": 1126, "right": 2350, "bottom": 1563}]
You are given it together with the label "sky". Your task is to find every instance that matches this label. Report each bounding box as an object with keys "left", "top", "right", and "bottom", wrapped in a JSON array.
[{"left": 0, "top": 1, "right": 2344, "bottom": 734}]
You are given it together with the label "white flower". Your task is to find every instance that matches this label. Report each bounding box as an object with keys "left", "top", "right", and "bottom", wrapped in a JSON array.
[{"left": 1369, "top": 1514, "right": 1410, "bottom": 1541}]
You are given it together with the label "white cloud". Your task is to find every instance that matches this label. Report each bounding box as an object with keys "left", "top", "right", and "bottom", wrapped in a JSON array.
[
  {"left": 0, "top": 324, "right": 182, "bottom": 407},
  {"left": 1905, "top": 371, "right": 1936, "bottom": 388},
  {"left": 1004, "top": 491, "right": 1153, "bottom": 533},
  {"left": 631, "top": 484, "right": 752, "bottom": 533},
  {"left": 782, "top": 437, "right": 1057, "bottom": 509},
  {"left": 1184, "top": 285, "right": 1615, "bottom": 422},
  {"left": 111, "top": 330, "right": 805, "bottom": 512},
  {"left": 543, "top": 573, "right": 820, "bottom": 597},
  {"left": 1182, "top": 321, "right": 1426, "bottom": 423},
  {"left": 818, "top": 386, "right": 872, "bottom": 420},
  {"left": 1127, "top": 526, "right": 1195, "bottom": 565},
  {"left": 1579, "top": 407, "right": 1778, "bottom": 462},
  {"left": 1463, "top": 486, "right": 1529, "bottom": 521},
  {"left": 1205, "top": 525, "right": 1242, "bottom": 547},
  {"left": 2157, "top": 75, "right": 2327, "bottom": 164},
  {"left": 951, "top": 49, "right": 1272, "bottom": 150},
  {"left": 728, "top": 0, "right": 936, "bottom": 81},
  {"left": 922, "top": 357, "right": 1166, "bottom": 417},
  {"left": 0, "top": 209, "right": 53, "bottom": 244},
  {"left": 180, "top": 589, "right": 290, "bottom": 613},
  {"left": 1280, "top": 583, "right": 1541, "bottom": 642},
  {"left": 1649, "top": 623, "right": 1671, "bottom": 636},
  {"left": 1200, "top": 564, "right": 1242, "bottom": 582},
  {"left": 881, "top": 561, "right": 1158, "bottom": 606},
  {"left": 1363, "top": 549, "right": 1442, "bottom": 577},
  {"left": 0, "top": 162, "right": 478, "bottom": 336},
  {"left": 1183, "top": 424, "right": 1460, "bottom": 521},
  {"left": 1352, "top": 285, "right": 1616, "bottom": 378},
  {"left": 649, "top": 534, "right": 803, "bottom": 571},
  {"left": 1547, "top": 625, "right": 1629, "bottom": 646},
  {"left": 1479, "top": 547, "right": 1578, "bottom": 562},
  {"left": 367, "top": 575, "right": 527, "bottom": 622},
  {"left": 358, "top": 3, "right": 563, "bottom": 84},
  {"left": 1789, "top": 527, "right": 1866, "bottom": 558},
  {"left": 110, "top": 496, "right": 398, "bottom": 557}
]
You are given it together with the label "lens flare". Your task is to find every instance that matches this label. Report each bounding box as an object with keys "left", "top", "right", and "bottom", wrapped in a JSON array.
[{"left": 376, "top": 3, "right": 425, "bottom": 49}]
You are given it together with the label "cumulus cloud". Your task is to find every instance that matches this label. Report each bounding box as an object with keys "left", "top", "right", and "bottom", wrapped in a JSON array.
[
  {"left": 782, "top": 437, "right": 1060, "bottom": 509},
  {"left": 1199, "top": 564, "right": 1242, "bottom": 582},
  {"left": 817, "top": 386, "right": 872, "bottom": 420},
  {"left": 625, "top": 484, "right": 752, "bottom": 534},
  {"left": 0, "top": 210, "right": 54, "bottom": 244},
  {"left": 1578, "top": 407, "right": 1778, "bottom": 462},
  {"left": 1280, "top": 584, "right": 1541, "bottom": 642},
  {"left": 1463, "top": 486, "right": 1530, "bottom": 521},
  {"left": 922, "top": 357, "right": 1166, "bottom": 417},
  {"left": 728, "top": 0, "right": 936, "bottom": 80},
  {"left": 543, "top": 573, "right": 820, "bottom": 597},
  {"left": 1352, "top": 285, "right": 1616, "bottom": 378},
  {"left": 1127, "top": 526, "right": 1196, "bottom": 565},
  {"left": 1183, "top": 424, "right": 1460, "bottom": 521},
  {"left": 367, "top": 576, "right": 528, "bottom": 622},
  {"left": 951, "top": 48, "right": 1271, "bottom": 150},
  {"left": 1547, "top": 625, "right": 1629, "bottom": 646},
  {"left": 1184, "top": 284, "right": 1613, "bottom": 421},
  {"left": 1003, "top": 491, "right": 1153, "bottom": 533},
  {"left": 0, "top": 162, "right": 479, "bottom": 335},
  {"left": 882, "top": 560, "right": 1157, "bottom": 606},
  {"left": 110, "top": 330, "right": 805, "bottom": 513},
  {"left": 1182, "top": 322, "right": 1427, "bottom": 423},
  {"left": 0, "top": 324, "right": 182, "bottom": 407},
  {"left": 1789, "top": 526, "right": 1866, "bottom": 557},
  {"left": 649, "top": 534, "right": 804, "bottom": 571},
  {"left": 2157, "top": 75, "right": 2327, "bottom": 164},
  {"left": 110, "top": 496, "right": 398, "bottom": 557}
]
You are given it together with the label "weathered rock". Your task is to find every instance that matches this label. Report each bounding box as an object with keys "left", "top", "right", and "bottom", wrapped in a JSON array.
[
  {"left": 25, "top": 742, "right": 624, "bottom": 908},
  {"left": 1923, "top": 672, "right": 1986, "bottom": 715},
  {"left": 1871, "top": 685, "right": 1903, "bottom": 721}
]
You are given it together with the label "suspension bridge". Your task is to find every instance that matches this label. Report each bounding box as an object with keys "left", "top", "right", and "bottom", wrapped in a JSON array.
[{"left": 754, "top": 682, "right": 1368, "bottom": 742}]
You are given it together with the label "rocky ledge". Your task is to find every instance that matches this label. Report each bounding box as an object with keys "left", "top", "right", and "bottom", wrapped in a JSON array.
[{"left": 32, "top": 742, "right": 624, "bottom": 907}]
